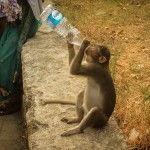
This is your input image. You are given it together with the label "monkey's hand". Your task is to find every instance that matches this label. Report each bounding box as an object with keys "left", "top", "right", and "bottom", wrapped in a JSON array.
[
  {"left": 81, "top": 39, "right": 90, "bottom": 50},
  {"left": 66, "top": 32, "right": 74, "bottom": 48}
]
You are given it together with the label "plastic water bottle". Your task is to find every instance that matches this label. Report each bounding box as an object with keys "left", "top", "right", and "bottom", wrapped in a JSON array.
[{"left": 40, "top": 4, "right": 84, "bottom": 46}]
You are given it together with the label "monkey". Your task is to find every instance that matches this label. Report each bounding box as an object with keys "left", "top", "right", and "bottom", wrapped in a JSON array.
[
  {"left": 59, "top": 38, "right": 116, "bottom": 136},
  {"left": 42, "top": 35, "right": 116, "bottom": 136}
]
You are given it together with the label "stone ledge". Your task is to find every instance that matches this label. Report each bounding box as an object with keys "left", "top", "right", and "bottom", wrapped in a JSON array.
[{"left": 22, "top": 29, "right": 127, "bottom": 150}]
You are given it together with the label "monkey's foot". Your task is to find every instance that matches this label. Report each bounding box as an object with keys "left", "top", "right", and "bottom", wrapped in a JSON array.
[
  {"left": 61, "top": 117, "right": 79, "bottom": 124},
  {"left": 61, "top": 127, "right": 83, "bottom": 136}
]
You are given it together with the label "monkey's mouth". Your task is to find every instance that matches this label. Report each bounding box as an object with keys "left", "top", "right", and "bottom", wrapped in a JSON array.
[
  {"left": 85, "top": 55, "right": 93, "bottom": 63},
  {"left": 85, "top": 46, "right": 94, "bottom": 55}
]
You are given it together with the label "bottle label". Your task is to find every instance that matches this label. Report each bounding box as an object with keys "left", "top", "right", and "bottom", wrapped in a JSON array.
[{"left": 46, "top": 9, "right": 64, "bottom": 29}]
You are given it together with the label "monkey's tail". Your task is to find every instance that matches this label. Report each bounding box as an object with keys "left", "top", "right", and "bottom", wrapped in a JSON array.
[{"left": 41, "top": 100, "right": 76, "bottom": 106}]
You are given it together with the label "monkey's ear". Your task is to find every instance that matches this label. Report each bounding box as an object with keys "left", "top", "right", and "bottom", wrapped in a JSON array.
[{"left": 99, "top": 56, "right": 107, "bottom": 63}]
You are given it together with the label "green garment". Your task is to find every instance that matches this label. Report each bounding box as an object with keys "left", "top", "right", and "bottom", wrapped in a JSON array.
[{"left": 0, "top": 4, "right": 40, "bottom": 101}]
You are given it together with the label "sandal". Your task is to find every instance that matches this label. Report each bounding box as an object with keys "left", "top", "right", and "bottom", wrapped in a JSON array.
[{"left": 0, "top": 96, "right": 22, "bottom": 116}]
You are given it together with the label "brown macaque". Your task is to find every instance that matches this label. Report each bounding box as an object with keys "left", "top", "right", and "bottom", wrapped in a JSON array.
[
  {"left": 42, "top": 35, "right": 116, "bottom": 136},
  {"left": 60, "top": 39, "right": 116, "bottom": 136}
]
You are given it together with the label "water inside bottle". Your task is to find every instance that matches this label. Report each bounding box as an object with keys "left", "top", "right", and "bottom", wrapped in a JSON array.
[
  {"left": 55, "top": 18, "right": 71, "bottom": 37},
  {"left": 66, "top": 28, "right": 84, "bottom": 46},
  {"left": 71, "top": 33, "right": 84, "bottom": 46},
  {"left": 40, "top": 4, "right": 84, "bottom": 46}
]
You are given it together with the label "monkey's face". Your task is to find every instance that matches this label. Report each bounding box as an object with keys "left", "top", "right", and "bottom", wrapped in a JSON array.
[{"left": 85, "top": 45, "right": 100, "bottom": 63}]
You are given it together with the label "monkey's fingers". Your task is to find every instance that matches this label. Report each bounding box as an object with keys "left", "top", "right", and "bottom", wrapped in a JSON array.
[
  {"left": 61, "top": 117, "right": 80, "bottom": 124},
  {"left": 61, "top": 131, "right": 72, "bottom": 137},
  {"left": 82, "top": 39, "right": 90, "bottom": 46},
  {"left": 66, "top": 32, "right": 74, "bottom": 45},
  {"left": 61, "top": 117, "right": 69, "bottom": 123},
  {"left": 61, "top": 127, "right": 83, "bottom": 137}
]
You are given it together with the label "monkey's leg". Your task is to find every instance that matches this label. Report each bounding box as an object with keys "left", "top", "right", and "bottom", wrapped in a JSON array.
[
  {"left": 61, "top": 91, "right": 84, "bottom": 124},
  {"left": 92, "top": 109, "right": 108, "bottom": 128},
  {"left": 61, "top": 107, "right": 98, "bottom": 136}
]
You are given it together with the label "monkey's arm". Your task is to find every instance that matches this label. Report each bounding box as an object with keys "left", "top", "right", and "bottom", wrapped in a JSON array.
[
  {"left": 70, "top": 40, "right": 90, "bottom": 74},
  {"left": 67, "top": 42, "right": 75, "bottom": 65}
]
